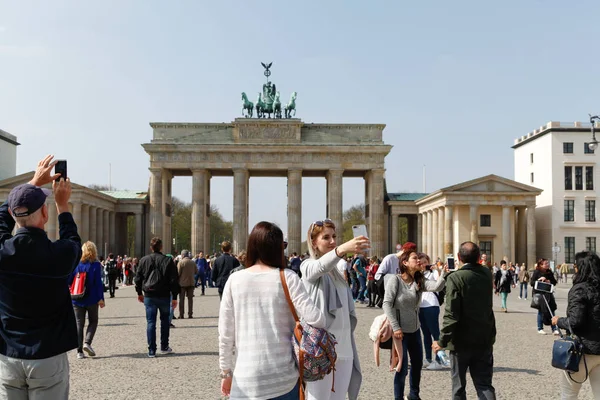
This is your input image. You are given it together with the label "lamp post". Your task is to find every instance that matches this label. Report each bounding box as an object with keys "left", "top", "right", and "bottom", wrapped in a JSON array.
[{"left": 589, "top": 114, "right": 600, "bottom": 151}]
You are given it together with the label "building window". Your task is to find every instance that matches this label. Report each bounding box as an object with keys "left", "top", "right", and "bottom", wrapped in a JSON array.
[
  {"left": 565, "top": 237, "right": 575, "bottom": 263},
  {"left": 530, "top": 153, "right": 534, "bottom": 163},
  {"left": 564, "top": 142, "right": 574, "bottom": 153},
  {"left": 565, "top": 166, "right": 573, "bottom": 190},
  {"left": 531, "top": 172, "right": 534, "bottom": 184},
  {"left": 480, "top": 214, "right": 491, "bottom": 227},
  {"left": 575, "top": 167, "right": 583, "bottom": 190},
  {"left": 586, "top": 167, "right": 594, "bottom": 190},
  {"left": 585, "top": 143, "right": 596, "bottom": 154},
  {"left": 586, "top": 237, "right": 597, "bottom": 253},
  {"left": 586, "top": 200, "right": 596, "bottom": 222},
  {"left": 480, "top": 241, "right": 492, "bottom": 260},
  {"left": 564, "top": 200, "right": 575, "bottom": 222}
]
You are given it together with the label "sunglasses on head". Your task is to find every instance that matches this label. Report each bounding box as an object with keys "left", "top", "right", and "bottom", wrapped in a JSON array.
[{"left": 310, "top": 219, "right": 333, "bottom": 234}]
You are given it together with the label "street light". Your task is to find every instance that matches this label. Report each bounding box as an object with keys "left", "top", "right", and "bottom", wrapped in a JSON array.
[{"left": 589, "top": 114, "right": 600, "bottom": 151}]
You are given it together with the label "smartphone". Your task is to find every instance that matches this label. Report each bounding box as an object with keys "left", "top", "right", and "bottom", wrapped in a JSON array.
[
  {"left": 535, "top": 281, "right": 554, "bottom": 293},
  {"left": 447, "top": 256, "right": 456, "bottom": 270},
  {"left": 352, "top": 224, "right": 368, "bottom": 238},
  {"left": 54, "top": 160, "right": 67, "bottom": 182}
]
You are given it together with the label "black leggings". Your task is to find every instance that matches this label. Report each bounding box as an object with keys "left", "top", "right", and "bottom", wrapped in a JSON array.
[
  {"left": 73, "top": 304, "right": 99, "bottom": 353},
  {"left": 367, "top": 280, "right": 377, "bottom": 305}
]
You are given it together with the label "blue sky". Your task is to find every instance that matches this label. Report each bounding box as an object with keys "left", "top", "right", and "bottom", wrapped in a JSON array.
[{"left": 2, "top": 1, "right": 600, "bottom": 236}]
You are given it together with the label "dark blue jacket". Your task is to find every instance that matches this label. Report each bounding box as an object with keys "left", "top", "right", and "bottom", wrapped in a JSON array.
[
  {"left": 70, "top": 261, "right": 104, "bottom": 307},
  {"left": 196, "top": 257, "right": 207, "bottom": 274},
  {"left": 0, "top": 201, "right": 81, "bottom": 359}
]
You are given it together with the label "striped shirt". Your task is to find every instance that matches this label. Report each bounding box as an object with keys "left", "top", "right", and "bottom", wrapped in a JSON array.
[{"left": 218, "top": 268, "right": 325, "bottom": 399}]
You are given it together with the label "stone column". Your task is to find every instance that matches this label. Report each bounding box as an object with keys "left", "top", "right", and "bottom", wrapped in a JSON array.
[
  {"left": 89, "top": 206, "right": 97, "bottom": 243},
  {"left": 326, "top": 169, "right": 344, "bottom": 238},
  {"left": 109, "top": 211, "right": 116, "bottom": 254},
  {"left": 149, "top": 168, "right": 163, "bottom": 239},
  {"left": 527, "top": 204, "right": 536, "bottom": 269},
  {"left": 421, "top": 212, "right": 427, "bottom": 254},
  {"left": 432, "top": 209, "right": 439, "bottom": 260},
  {"left": 204, "top": 174, "right": 211, "bottom": 253},
  {"left": 367, "top": 169, "right": 385, "bottom": 257},
  {"left": 517, "top": 206, "right": 527, "bottom": 264},
  {"left": 191, "top": 169, "right": 208, "bottom": 254},
  {"left": 162, "top": 170, "right": 173, "bottom": 254},
  {"left": 287, "top": 169, "right": 302, "bottom": 255},
  {"left": 72, "top": 202, "right": 82, "bottom": 234},
  {"left": 135, "top": 212, "right": 143, "bottom": 258},
  {"left": 47, "top": 200, "right": 57, "bottom": 241},
  {"left": 233, "top": 169, "right": 249, "bottom": 254},
  {"left": 96, "top": 208, "right": 103, "bottom": 251},
  {"left": 444, "top": 205, "right": 454, "bottom": 255},
  {"left": 469, "top": 204, "right": 479, "bottom": 244},
  {"left": 427, "top": 210, "right": 433, "bottom": 257},
  {"left": 81, "top": 204, "right": 89, "bottom": 242},
  {"left": 391, "top": 213, "right": 399, "bottom": 250},
  {"left": 417, "top": 213, "right": 423, "bottom": 250},
  {"left": 103, "top": 210, "right": 109, "bottom": 256},
  {"left": 437, "top": 207, "right": 444, "bottom": 259},
  {"left": 502, "top": 206, "right": 511, "bottom": 261}
]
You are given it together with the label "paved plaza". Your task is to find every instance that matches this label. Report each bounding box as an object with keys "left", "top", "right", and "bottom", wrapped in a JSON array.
[{"left": 69, "top": 281, "right": 594, "bottom": 399}]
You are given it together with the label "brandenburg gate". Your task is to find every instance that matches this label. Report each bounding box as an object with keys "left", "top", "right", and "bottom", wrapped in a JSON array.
[{"left": 142, "top": 64, "right": 392, "bottom": 256}]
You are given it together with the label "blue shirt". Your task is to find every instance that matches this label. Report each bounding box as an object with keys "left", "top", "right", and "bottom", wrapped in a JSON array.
[
  {"left": 196, "top": 257, "right": 208, "bottom": 274},
  {"left": 70, "top": 261, "right": 105, "bottom": 307},
  {"left": 354, "top": 258, "right": 366, "bottom": 277}
]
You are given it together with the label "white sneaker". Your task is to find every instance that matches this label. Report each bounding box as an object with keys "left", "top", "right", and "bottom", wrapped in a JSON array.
[
  {"left": 83, "top": 343, "right": 96, "bottom": 357},
  {"left": 160, "top": 347, "right": 173, "bottom": 355},
  {"left": 427, "top": 361, "right": 444, "bottom": 370},
  {"left": 518, "top": 296, "right": 522, "bottom": 299},
  {"left": 538, "top": 329, "right": 547, "bottom": 335},
  {"left": 423, "top": 360, "right": 431, "bottom": 368},
  {"left": 76, "top": 352, "right": 85, "bottom": 359},
  {"left": 553, "top": 330, "right": 561, "bottom": 336}
]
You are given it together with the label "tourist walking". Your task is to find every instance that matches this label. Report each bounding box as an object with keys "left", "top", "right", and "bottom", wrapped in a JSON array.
[
  {"left": 552, "top": 251, "right": 600, "bottom": 399},
  {"left": 218, "top": 221, "right": 325, "bottom": 399},
  {"left": 518, "top": 263, "right": 530, "bottom": 300},
  {"left": 70, "top": 241, "right": 105, "bottom": 359},
  {"left": 134, "top": 237, "right": 180, "bottom": 357},
  {"left": 211, "top": 242, "right": 240, "bottom": 300},
  {"left": 366, "top": 255, "right": 379, "bottom": 307},
  {"left": 383, "top": 244, "right": 446, "bottom": 400},
  {"left": 0, "top": 155, "right": 82, "bottom": 398},
  {"left": 494, "top": 260, "right": 515, "bottom": 313},
  {"left": 195, "top": 251, "right": 207, "bottom": 294},
  {"left": 433, "top": 241, "right": 497, "bottom": 400},
  {"left": 418, "top": 252, "right": 445, "bottom": 370},
  {"left": 531, "top": 258, "right": 559, "bottom": 335},
  {"left": 301, "top": 219, "right": 370, "bottom": 400},
  {"left": 105, "top": 253, "right": 118, "bottom": 298},
  {"left": 353, "top": 254, "right": 368, "bottom": 304},
  {"left": 559, "top": 262, "right": 570, "bottom": 284},
  {"left": 177, "top": 250, "right": 196, "bottom": 319}
]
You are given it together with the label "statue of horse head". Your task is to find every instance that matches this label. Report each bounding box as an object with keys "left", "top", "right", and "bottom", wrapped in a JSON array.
[{"left": 242, "top": 92, "right": 248, "bottom": 101}]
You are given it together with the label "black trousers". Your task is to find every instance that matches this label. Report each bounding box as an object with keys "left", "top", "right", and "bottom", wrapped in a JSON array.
[
  {"left": 73, "top": 304, "right": 99, "bottom": 353},
  {"left": 450, "top": 349, "right": 496, "bottom": 400},
  {"left": 108, "top": 276, "right": 117, "bottom": 297}
]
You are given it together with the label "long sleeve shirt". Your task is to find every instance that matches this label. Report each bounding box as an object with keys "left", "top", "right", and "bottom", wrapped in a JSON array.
[
  {"left": 375, "top": 254, "right": 399, "bottom": 280},
  {"left": 219, "top": 268, "right": 325, "bottom": 399},
  {"left": 70, "top": 261, "right": 105, "bottom": 307}
]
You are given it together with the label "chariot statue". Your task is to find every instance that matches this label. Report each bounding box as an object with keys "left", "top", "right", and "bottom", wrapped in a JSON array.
[{"left": 241, "top": 62, "right": 297, "bottom": 119}]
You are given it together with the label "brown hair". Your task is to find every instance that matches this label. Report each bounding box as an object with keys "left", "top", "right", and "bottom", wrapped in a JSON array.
[
  {"left": 307, "top": 220, "right": 337, "bottom": 259},
  {"left": 399, "top": 249, "right": 424, "bottom": 290},
  {"left": 536, "top": 258, "right": 548, "bottom": 270},
  {"left": 221, "top": 241, "right": 232, "bottom": 253},
  {"left": 150, "top": 237, "right": 162, "bottom": 252},
  {"left": 246, "top": 221, "right": 285, "bottom": 268}
]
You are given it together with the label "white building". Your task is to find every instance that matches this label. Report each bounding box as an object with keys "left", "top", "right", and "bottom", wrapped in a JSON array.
[
  {"left": 513, "top": 121, "right": 600, "bottom": 264},
  {"left": 0, "top": 129, "right": 19, "bottom": 181}
]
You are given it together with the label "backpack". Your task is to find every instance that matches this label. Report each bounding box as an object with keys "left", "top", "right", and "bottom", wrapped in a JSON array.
[
  {"left": 70, "top": 271, "right": 89, "bottom": 300},
  {"left": 280, "top": 270, "right": 337, "bottom": 397},
  {"left": 143, "top": 264, "right": 164, "bottom": 293},
  {"left": 106, "top": 260, "right": 118, "bottom": 276}
]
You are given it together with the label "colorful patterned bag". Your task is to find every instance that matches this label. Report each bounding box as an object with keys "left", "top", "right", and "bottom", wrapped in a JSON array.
[{"left": 280, "top": 270, "right": 337, "bottom": 398}]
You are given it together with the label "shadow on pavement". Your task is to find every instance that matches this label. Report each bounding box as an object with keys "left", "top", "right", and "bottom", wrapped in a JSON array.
[
  {"left": 101, "top": 323, "right": 134, "bottom": 327},
  {"left": 493, "top": 366, "right": 540, "bottom": 375},
  {"left": 95, "top": 351, "right": 219, "bottom": 359},
  {"left": 174, "top": 325, "right": 218, "bottom": 329}
]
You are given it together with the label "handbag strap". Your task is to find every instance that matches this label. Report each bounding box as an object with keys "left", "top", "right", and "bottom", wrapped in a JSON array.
[{"left": 280, "top": 269, "right": 299, "bottom": 323}]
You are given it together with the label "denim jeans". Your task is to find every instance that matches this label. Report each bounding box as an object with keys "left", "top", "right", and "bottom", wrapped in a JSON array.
[
  {"left": 357, "top": 275, "right": 367, "bottom": 301},
  {"left": 537, "top": 310, "right": 557, "bottom": 332},
  {"left": 519, "top": 282, "right": 528, "bottom": 299},
  {"left": 419, "top": 306, "right": 440, "bottom": 362},
  {"left": 394, "top": 331, "right": 423, "bottom": 400},
  {"left": 450, "top": 349, "right": 496, "bottom": 399},
  {"left": 144, "top": 296, "right": 171, "bottom": 351},
  {"left": 195, "top": 272, "right": 206, "bottom": 293},
  {"left": 270, "top": 381, "right": 299, "bottom": 400},
  {"left": 500, "top": 292, "right": 508, "bottom": 309},
  {"left": 350, "top": 276, "right": 358, "bottom": 300}
]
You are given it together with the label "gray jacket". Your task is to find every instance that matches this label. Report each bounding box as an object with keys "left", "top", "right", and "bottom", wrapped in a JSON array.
[{"left": 300, "top": 250, "right": 362, "bottom": 400}]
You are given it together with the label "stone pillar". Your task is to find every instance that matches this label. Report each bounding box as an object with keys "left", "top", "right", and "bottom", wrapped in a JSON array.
[
  {"left": 432, "top": 209, "right": 439, "bottom": 260},
  {"left": 191, "top": 169, "right": 208, "bottom": 255},
  {"left": 444, "top": 205, "right": 454, "bottom": 255},
  {"left": 72, "top": 202, "right": 82, "bottom": 235},
  {"left": 421, "top": 212, "right": 427, "bottom": 254},
  {"left": 233, "top": 169, "right": 249, "bottom": 254},
  {"left": 502, "top": 206, "right": 511, "bottom": 261},
  {"left": 417, "top": 213, "right": 423, "bottom": 250},
  {"left": 109, "top": 211, "right": 116, "bottom": 254},
  {"left": 517, "top": 206, "right": 527, "bottom": 264},
  {"left": 47, "top": 200, "right": 57, "bottom": 241},
  {"left": 366, "top": 169, "right": 385, "bottom": 257},
  {"left": 162, "top": 170, "right": 173, "bottom": 254},
  {"left": 149, "top": 168, "right": 163, "bottom": 239},
  {"left": 427, "top": 210, "right": 433, "bottom": 257},
  {"left": 527, "top": 204, "right": 536, "bottom": 269},
  {"left": 81, "top": 204, "right": 89, "bottom": 242},
  {"left": 135, "top": 212, "right": 143, "bottom": 258},
  {"left": 103, "top": 210, "right": 109, "bottom": 257},
  {"left": 287, "top": 169, "right": 302, "bottom": 255},
  {"left": 470, "top": 204, "right": 479, "bottom": 244},
  {"left": 89, "top": 206, "right": 97, "bottom": 243},
  {"left": 437, "top": 207, "right": 444, "bottom": 259},
  {"left": 96, "top": 208, "right": 103, "bottom": 251},
  {"left": 326, "top": 169, "right": 344, "bottom": 238},
  {"left": 391, "top": 213, "right": 399, "bottom": 250},
  {"left": 204, "top": 174, "right": 211, "bottom": 253}
]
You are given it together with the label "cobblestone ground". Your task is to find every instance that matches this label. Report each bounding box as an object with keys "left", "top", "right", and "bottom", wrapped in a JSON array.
[{"left": 69, "top": 280, "right": 593, "bottom": 399}]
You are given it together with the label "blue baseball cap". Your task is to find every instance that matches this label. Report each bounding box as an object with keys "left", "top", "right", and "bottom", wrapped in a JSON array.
[{"left": 8, "top": 184, "right": 52, "bottom": 217}]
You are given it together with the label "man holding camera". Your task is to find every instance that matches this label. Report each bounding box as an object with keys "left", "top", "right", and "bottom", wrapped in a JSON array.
[{"left": 0, "top": 155, "right": 82, "bottom": 398}]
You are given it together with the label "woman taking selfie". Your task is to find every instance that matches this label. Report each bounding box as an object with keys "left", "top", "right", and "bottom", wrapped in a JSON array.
[
  {"left": 218, "top": 221, "right": 325, "bottom": 400},
  {"left": 551, "top": 251, "right": 600, "bottom": 399},
  {"left": 531, "top": 258, "right": 559, "bottom": 335},
  {"left": 301, "top": 219, "right": 370, "bottom": 400},
  {"left": 383, "top": 246, "right": 447, "bottom": 400}
]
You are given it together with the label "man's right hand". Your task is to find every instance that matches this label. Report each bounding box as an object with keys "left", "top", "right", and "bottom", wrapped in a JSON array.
[
  {"left": 53, "top": 178, "right": 72, "bottom": 214},
  {"left": 172, "top": 300, "right": 178, "bottom": 309},
  {"left": 29, "top": 155, "right": 60, "bottom": 187},
  {"left": 137, "top": 295, "right": 144, "bottom": 303}
]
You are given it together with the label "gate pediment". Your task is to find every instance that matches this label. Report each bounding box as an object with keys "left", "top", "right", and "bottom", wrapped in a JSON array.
[{"left": 233, "top": 118, "right": 302, "bottom": 143}]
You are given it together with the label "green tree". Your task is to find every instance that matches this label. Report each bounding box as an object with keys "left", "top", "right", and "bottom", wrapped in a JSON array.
[
  {"left": 88, "top": 184, "right": 112, "bottom": 191},
  {"left": 209, "top": 205, "right": 233, "bottom": 254},
  {"left": 342, "top": 204, "right": 366, "bottom": 243}
]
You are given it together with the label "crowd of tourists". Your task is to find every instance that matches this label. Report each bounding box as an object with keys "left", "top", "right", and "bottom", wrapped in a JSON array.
[{"left": 1, "top": 156, "right": 600, "bottom": 399}]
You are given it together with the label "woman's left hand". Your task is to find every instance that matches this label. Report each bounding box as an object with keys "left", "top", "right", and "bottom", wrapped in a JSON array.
[
  {"left": 98, "top": 300, "right": 105, "bottom": 309},
  {"left": 551, "top": 316, "right": 559, "bottom": 326},
  {"left": 221, "top": 377, "right": 232, "bottom": 396}
]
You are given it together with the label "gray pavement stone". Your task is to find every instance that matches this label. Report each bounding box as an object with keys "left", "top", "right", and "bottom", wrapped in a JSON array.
[{"left": 69, "top": 281, "right": 594, "bottom": 399}]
